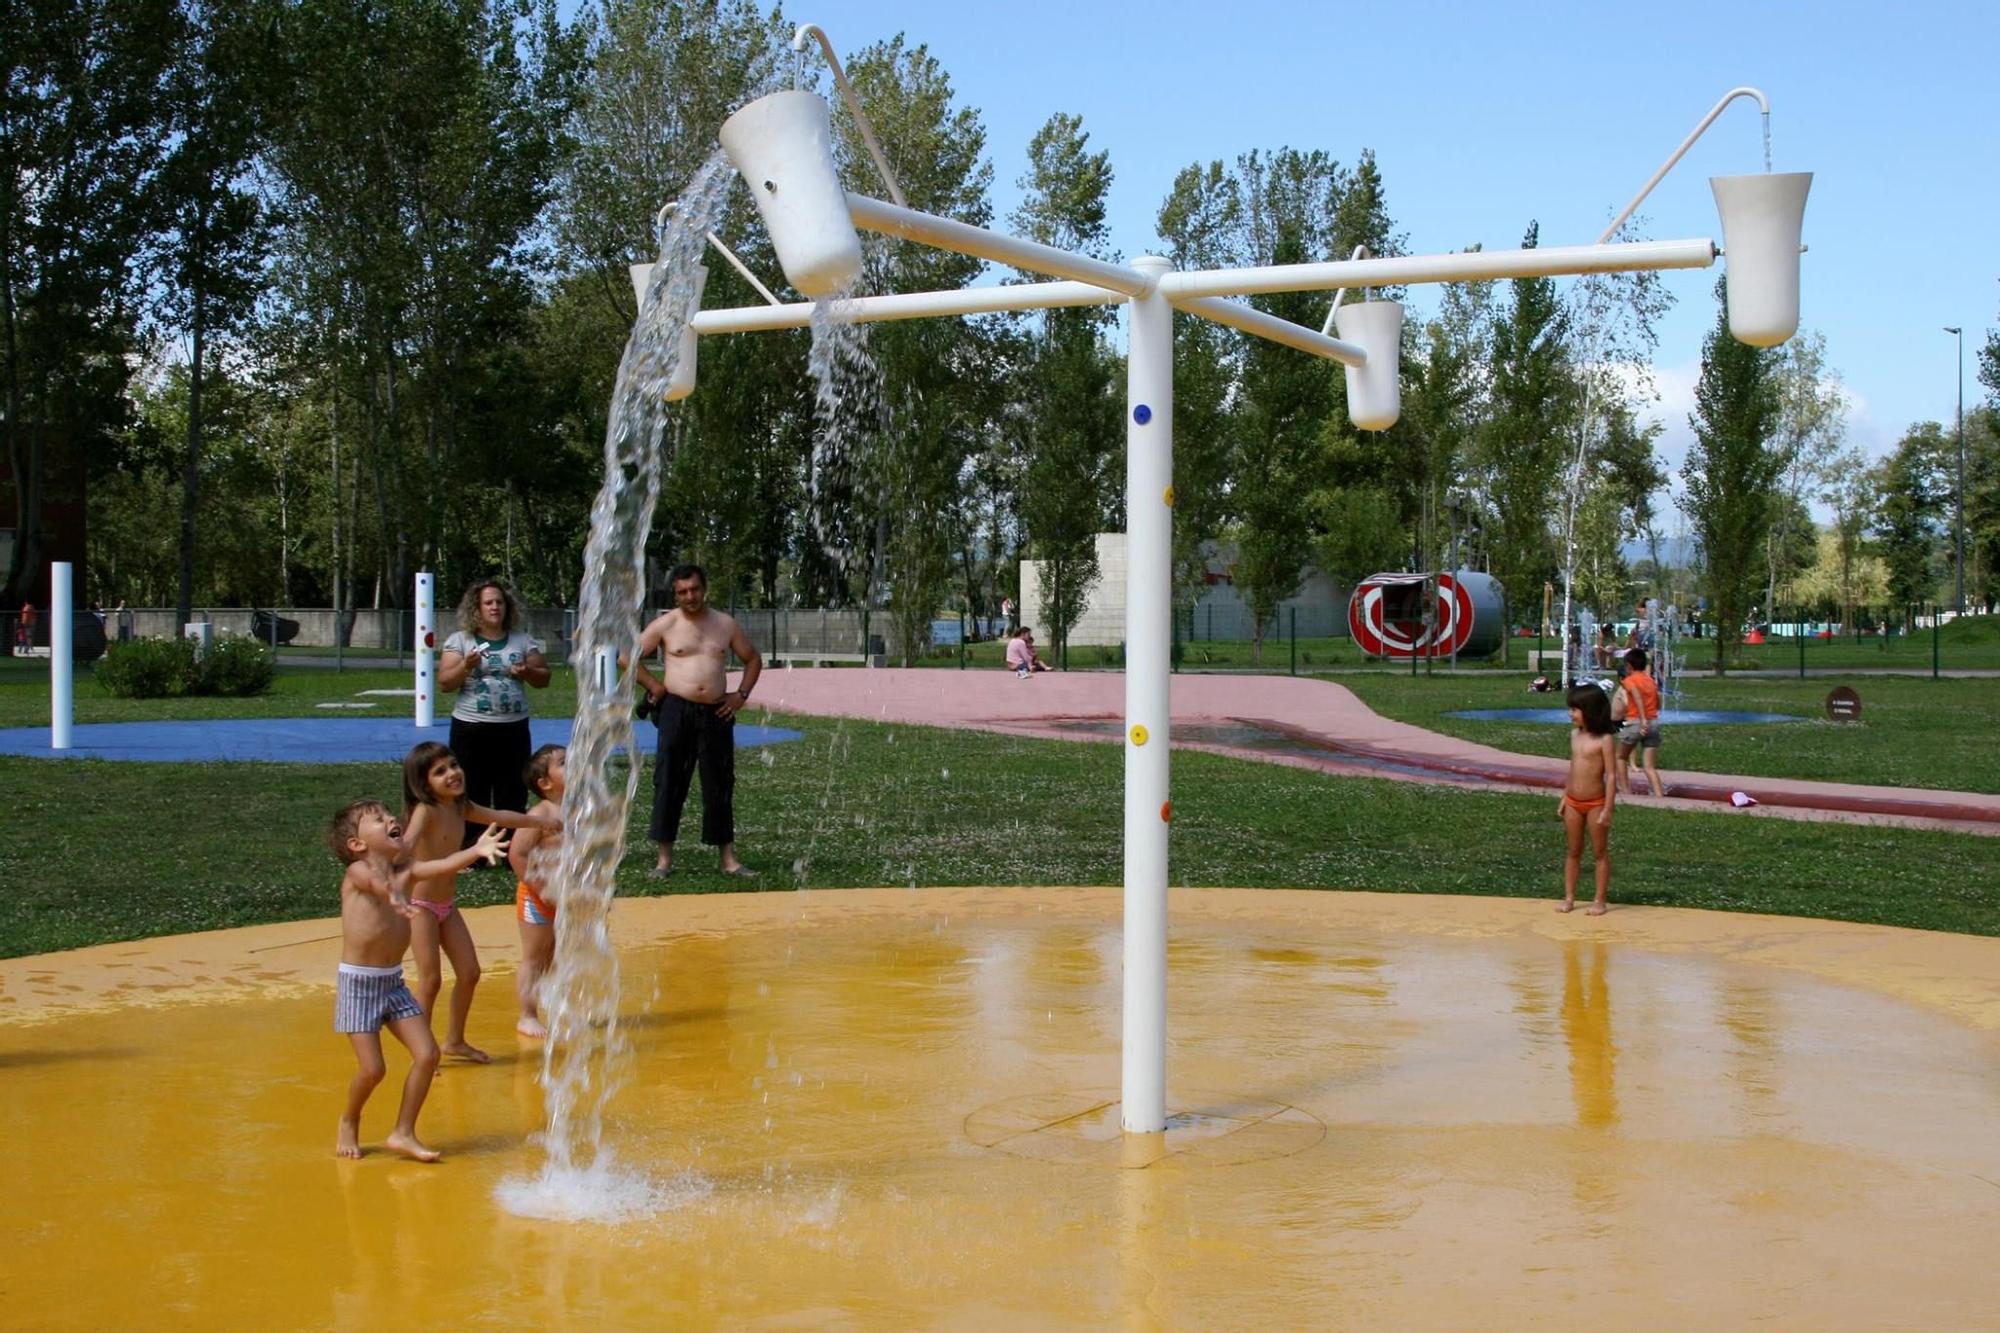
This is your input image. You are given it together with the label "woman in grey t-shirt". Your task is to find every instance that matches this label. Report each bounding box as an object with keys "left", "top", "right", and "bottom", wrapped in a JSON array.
[{"left": 437, "top": 581, "right": 550, "bottom": 840}]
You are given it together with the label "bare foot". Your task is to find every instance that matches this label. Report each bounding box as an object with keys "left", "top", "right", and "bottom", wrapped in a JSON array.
[
  {"left": 1555, "top": 901, "right": 1575, "bottom": 914},
  {"left": 442, "top": 1041, "right": 491, "bottom": 1064},
  {"left": 516, "top": 1015, "right": 547, "bottom": 1039},
  {"left": 1587, "top": 904, "right": 1609, "bottom": 916},
  {"left": 336, "top": 1119, "right": 363, "bottom": 1159},
  {"left": 384, "top": 1131, "right": 442, "bottom": 1163}
]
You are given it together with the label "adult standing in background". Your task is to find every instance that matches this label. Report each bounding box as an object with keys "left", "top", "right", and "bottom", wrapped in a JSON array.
[
  {"left": 438, "top": 580, "right": 550, "bottom": 846},
  {"left": 631, "top": 563, "right": 762, "bottom": 878}
]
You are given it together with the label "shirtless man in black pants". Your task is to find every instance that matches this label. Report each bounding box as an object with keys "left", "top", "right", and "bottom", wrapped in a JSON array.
[{"left": 631, "top": 564, "right": 763, "bottom": 877}]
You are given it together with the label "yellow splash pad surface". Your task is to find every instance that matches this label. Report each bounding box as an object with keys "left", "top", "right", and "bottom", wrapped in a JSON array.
[{"left": 4, "top": 888, "right": 1999, "bottom": 1328}]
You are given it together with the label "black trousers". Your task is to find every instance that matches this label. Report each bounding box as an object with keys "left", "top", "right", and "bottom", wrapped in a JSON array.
[
  {"left": 649, "top": 695, "right": 735, "bottom": 846},
  {"left": 450, "top": 716, "right": 532, "bottom": 846}
]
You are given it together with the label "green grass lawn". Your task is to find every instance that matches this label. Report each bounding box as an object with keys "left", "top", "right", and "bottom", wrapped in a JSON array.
[
  {"left": 1335, "top": 670, "right": 2000, "bottom": 794},
  {"left": 3, "top": 707, "right": 1995, "bottom": 959}
]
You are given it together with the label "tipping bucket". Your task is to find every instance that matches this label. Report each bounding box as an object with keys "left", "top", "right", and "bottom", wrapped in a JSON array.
[
  {"left": 1711, "top": 172, "right": 1812, "bottom": 348},
  {"left": 663, "top": 265, "right": 705, "bottom": 401},
  {"left": 1334, "top": 300, "right": 1404, "bottom": 431},
  {"left": 625, "top": 264, "right": 707, "bottom": 401},
  {"left": 719, "top": 91, "right": 862, "bottom": 299}
]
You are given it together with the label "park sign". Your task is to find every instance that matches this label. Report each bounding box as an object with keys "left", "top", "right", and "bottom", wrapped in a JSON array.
[{"left": 1825, "top": 686, "right": 1862, "bottom": 722}]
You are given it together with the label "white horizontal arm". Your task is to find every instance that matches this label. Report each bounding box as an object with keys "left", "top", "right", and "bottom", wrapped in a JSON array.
[
  {"left": 846, "top": 193, "right": 1153, "bottom": 298},
  {"left": 1174, "top": 295, "right": 1368, "bottom": 367},
  {"left": 690, "top": 280, "right": 1128, "bottom": 335},
  {"left": 1162, "top": 237, "right": 1716, "bottom": 300}
]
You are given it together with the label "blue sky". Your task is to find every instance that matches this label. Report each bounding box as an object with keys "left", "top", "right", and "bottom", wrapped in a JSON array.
[{"left": 777, "top": 0, "right": 1995, "bottom": 491}]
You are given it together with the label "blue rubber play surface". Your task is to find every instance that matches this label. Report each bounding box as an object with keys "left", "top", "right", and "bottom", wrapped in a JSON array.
[
  {"left": 0, "top": 716, "right": 805, "bottom": 763},
  {"left": 1447, "top": 708, "right": 1802, "bottom": 725}
]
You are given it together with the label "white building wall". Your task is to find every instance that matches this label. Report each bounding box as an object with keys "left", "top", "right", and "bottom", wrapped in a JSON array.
[{"left": 1020, "top": 534, "right": 1351, "bottom": 649}]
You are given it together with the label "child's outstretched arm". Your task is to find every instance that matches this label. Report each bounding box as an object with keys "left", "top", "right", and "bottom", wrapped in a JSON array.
[
  {"left": 400, "top": 825, "right": 511, "bottom": 887},
  {"left": 463, "top": 802, "right": 548, "bottom": 831}
]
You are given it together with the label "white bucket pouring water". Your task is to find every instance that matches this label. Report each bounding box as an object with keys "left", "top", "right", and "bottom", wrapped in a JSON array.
[
  {"left": 719, "top": 90, "right": 862, "bottom": 299},
  {"left": 1334, "top": 300, "right": 1404, "bottom": 431},
  {"left": 1710, "top": 172, "right": 1812, "bottom": 348}
]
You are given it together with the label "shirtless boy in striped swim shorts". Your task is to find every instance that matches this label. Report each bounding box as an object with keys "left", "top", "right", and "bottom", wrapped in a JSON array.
[{"left": 329, "top": 798, "right": 507, "bottom": 1162}]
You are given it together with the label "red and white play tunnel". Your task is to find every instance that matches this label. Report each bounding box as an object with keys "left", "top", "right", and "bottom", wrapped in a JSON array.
[{"left": 1347, "top": 571, "right": 1505, "bottom": 660}]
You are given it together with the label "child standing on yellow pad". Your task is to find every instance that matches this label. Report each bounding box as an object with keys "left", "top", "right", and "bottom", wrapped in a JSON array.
[
  {"left": 330, "top": 798, "right": 507, "bottom": 1161},
  {"left": 509, "top": 744, "right": 568, "bottom": 1039},
  {"left": 399, "top": 740, "right": 553, "bottom": 1063},
  {"left": 1557, "top": 683, "right": 1617, "bottom": 916}
]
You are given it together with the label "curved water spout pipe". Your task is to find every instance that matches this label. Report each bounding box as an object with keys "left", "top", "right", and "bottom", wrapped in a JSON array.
[
  {"left": 659, "top": 202, "right": 783, "bottom": 306},
  {"left": 793, "top": 23, "right": 907, "bottom": 209},
  {"left": 1597, "top": 86, "right": 1770, "bottom": 244},
  {"left": 1320, "top": 244, "right": 1372, "bottom": 336}
]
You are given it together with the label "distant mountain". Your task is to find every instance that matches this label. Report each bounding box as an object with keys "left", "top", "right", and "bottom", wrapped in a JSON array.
[{"left": 1620, "top": 535, "right": 1696, "bottom": 568}]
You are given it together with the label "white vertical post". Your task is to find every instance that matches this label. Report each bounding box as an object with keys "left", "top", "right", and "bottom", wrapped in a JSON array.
[
  {"left": 415, "top": 571, "right": 435, "bottom": 729},
  {"left": 593, "top": 646, "right": 617, "bottom": 696},
  {"left": 50, "top": 562, "right": 73, "bottom": 750},
  {"left": 1122, "top": 257, "right": 1174, "bottom": 1134}
]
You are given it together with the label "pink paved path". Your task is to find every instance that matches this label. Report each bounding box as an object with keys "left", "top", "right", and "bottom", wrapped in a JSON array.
[{"left": 748, "top": 668, "right": 2000, "bottom": 836}]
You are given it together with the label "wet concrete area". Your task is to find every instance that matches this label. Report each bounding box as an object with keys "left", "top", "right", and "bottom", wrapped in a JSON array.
[{"left": 4, "top": 889, "right": 1998, "bottom": 1326}]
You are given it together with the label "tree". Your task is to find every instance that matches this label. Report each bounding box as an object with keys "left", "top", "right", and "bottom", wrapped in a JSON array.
[
  {"left": 1819, "top": 445, "right": 1879, "bottom": 627},
  {"left": 1009, "top": 113, "right": 1119, "bottom": 660},
  {"left": 1234, "top": 226, "right": 1329, "bottom": 661},
  {"left": 1155, "top": 161, "right": 1242, "bottom": 613},
  {"left": 1873, "top": 423, "right": 1947, "bottom": 617},
  {"left": 1682, "top": 278, "right": 1781, "bottom": 673},
  {"left": 1761, "top": 330, "right": 1846, "bottom": 616},
  {"left": 1965, "top": 406, "right": 1999, "bottom": 611},
  {"left": 1478, "top": 223, "right": 1573, "bottom": 638},
  {"left": 837, "top": 35, "right": 996, "bottom": 660},
  {"left": 1228, "top": 149, "right": 1347, "bottom": 662},
  {"left": 151, "top": 0, "right": 274, "bottom": 629},
  {"left": 262, "top": 0, "right": 576, "bottom": 609},
  {"left": 1401, "top": 268, "right": 1494, "bottom": 575},
  {"left": 2, "top": 0, "right": 175, "bottom": 607}
]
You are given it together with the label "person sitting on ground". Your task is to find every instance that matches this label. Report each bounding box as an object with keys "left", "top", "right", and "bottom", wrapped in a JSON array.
[
  {"left": 1594, "top": 624, "right": 1620, "bottom": 671},
  {"left": 1006, "top": 628, "right": 1052, "bottom": 677}
]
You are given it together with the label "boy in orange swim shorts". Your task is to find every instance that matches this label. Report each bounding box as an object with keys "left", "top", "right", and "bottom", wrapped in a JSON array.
[{"left": 509, "top": 744, "right": 567, "bottom": 1038}]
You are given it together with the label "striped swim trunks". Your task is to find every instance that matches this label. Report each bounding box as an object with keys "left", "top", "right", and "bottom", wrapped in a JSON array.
[{"left": 334, "top": 962, "right": 425, "bottom": 1034}]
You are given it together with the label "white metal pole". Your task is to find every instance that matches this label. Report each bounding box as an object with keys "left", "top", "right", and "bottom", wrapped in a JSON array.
[
  {"left": 1122, "top": 256, "right": 1175, "bottom": 1134},
  {"left": 50, "top": 562, "right": 72, "bottom": 750},
  {"left": 415, "top": 571, "right": 435, "bottom": 729}
]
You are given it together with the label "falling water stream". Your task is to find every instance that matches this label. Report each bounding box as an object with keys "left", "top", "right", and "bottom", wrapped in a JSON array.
[
  {"left": 494, "top": 150, "right": 737, "bottom": 1221},
  {"left": 498, "top": 148, "right": 890, "bottom": 1219}
]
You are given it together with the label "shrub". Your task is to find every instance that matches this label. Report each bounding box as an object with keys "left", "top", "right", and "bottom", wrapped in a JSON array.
[
  {"left": 93, "top": 634, "right": 274, "bottom": 699},
  {"left": 94, "top": 636, "right": 198, "bottom": 698},
  {"left": 199, "top": 636, "right": 275, "bottom": 696}
]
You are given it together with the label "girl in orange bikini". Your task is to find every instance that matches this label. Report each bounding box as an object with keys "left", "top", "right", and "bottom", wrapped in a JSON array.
[
  {"left": 1558, "top": 682, "right": 1617, "bottom": 915},
  {"left": 400, "top": 740, "right": 550, "bottom": 1062}
]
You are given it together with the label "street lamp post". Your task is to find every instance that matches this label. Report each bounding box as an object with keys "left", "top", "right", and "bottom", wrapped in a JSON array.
[{"left": 1945, "top": 325, "right": 1965, "bottom": 614}]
